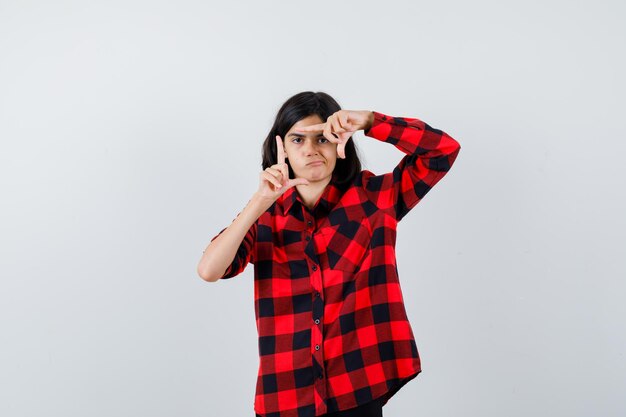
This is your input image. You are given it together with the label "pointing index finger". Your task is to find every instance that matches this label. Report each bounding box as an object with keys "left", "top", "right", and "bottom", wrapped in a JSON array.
[
  {"left": 276, "top": 135, "right": 285, "bottom": 164},
  {"left": 293, "top": 123, "right": 325, "bottom": 133}
]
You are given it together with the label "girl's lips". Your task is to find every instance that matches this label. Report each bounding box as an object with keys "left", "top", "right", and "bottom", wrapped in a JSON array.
[{"left": 307, "top": 161, "right": 324, "bottom": 166}]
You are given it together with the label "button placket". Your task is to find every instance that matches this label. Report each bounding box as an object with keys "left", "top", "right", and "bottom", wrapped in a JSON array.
[{"left": 308, "top": 214, "right": 325, "bottom": 393}]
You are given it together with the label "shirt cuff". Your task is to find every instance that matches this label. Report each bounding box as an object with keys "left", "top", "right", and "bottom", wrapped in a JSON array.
[{"left": 363, "top": 111, "right": 390, "bottom": 136}]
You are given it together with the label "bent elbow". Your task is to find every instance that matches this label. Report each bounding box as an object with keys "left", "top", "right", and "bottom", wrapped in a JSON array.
[{"left": 197, "top": 262, "right": 222, "bottom": 283}]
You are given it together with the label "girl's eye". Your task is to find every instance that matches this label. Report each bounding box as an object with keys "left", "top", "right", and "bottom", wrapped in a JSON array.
[{"left": 291, "top": 137, "right": 329, "bottom": 144}]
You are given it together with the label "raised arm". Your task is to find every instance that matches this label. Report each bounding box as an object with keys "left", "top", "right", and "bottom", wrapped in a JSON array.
[
  {"left": 293, "top": 109, "right": 461, "bottom": 221},
  {"left": 362, "top": 111, "right": 461, "bottom": 221},
  {"left": 197, "top": 135, "right": 309, "bottom": 282}
]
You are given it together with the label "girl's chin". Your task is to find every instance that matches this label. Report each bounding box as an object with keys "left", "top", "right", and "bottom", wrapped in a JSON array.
[{"left": 296, "top": 172, "right": 328, "bottom": 182}]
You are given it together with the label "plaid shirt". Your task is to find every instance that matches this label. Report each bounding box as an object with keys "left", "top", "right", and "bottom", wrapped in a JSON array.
[{"left": 210, "top": 111, "right": 461, "bottom": 417}]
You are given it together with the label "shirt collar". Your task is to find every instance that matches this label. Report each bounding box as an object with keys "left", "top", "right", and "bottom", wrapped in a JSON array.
[{"left": 281, "top": 172, "right": 344, "bottom": 216}]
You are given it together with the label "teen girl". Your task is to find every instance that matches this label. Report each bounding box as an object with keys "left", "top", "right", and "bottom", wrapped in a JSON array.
[{"left": 198, "top": 91, "right": 461, "bottom": 417}]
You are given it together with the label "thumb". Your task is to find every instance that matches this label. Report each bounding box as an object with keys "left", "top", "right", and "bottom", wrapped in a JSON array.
[
  {"left": 288, "top": 178, "right": 310, "bottom": 188},
  {"left": 337, "top": 141, "right": 347, "bottom": 159}
]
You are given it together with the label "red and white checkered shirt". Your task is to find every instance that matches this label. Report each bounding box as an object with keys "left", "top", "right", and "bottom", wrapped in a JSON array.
[{"left": 210, "top": 111, "right": 461, "bottom": 417}]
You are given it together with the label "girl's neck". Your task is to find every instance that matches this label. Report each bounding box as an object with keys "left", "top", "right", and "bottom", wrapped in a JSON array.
[{"left": 295, "top": 175, "right": 332, "bottom": 210}]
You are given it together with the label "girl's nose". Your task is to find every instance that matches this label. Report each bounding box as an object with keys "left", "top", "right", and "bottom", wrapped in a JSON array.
[{"left": 303, "top": 140, "right": 320, "bottom": 155}]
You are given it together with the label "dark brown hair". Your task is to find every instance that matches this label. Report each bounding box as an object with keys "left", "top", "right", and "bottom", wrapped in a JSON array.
[{"left": 261, "top": 91, "right": 362, "bottom": 188}]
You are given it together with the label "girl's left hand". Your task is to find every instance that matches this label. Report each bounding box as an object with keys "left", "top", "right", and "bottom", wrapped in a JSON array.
[{"left": 293, "top": 110, "right": 373, "bottom": 159}]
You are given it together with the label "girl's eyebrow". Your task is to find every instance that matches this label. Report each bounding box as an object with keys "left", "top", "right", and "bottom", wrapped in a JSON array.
[{"left": 287, "top": 133, "right": 325, "bottom": 138}]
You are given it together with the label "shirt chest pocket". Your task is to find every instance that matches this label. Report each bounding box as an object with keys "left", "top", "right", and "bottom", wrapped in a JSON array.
[{"left": 318, "top": 220, "right": 371, "bottom": 273}]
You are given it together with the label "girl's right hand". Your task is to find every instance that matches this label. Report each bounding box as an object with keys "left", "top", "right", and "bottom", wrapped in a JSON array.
[{"left": 256, "top": 135, "right": 310, "bottom": 201}]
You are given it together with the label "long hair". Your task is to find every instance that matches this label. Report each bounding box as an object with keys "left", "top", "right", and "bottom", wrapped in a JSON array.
[{"left": 261, "top": 91, "right": 362, "bottom": 188}]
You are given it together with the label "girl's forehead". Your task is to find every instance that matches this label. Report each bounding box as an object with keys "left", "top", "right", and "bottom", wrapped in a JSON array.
[{"left": 291, "top": 114, "right": 323, "bottom": 130}]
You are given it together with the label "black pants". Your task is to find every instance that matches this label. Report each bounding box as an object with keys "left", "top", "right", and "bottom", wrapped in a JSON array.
[{"left": 256, "top": 397, "right": 383, "bottom": 417}]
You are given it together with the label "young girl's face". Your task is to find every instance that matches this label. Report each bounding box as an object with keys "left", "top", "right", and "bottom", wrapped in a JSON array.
[{"left": 283, "top": 114, "right": 338, "bottom": 183}]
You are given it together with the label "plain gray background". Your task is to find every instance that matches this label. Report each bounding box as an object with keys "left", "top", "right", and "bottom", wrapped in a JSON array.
[{"left": 1, "top": 1, "right": 624, "bottom": 416}]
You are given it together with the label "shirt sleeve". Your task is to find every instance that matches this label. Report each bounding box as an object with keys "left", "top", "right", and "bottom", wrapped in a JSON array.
[
  {"left": 209, "top": 211, "right": 257, "bottom": 280},
  {"left": 362, "top": 111, "right": 461, "bottom": 222}
]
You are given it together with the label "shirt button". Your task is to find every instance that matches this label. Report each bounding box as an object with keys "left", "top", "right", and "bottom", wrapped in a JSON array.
[
  {"left": 312, "top": 265, "right": 317, "bottom": 271},
  {"left": 314, "top": 318, "right": 320, "bottom": 324},
  {"left": 315, "top": 344, "right": 320, "bottom": 351},
  {"left": 318, "top": 373, "right": 323, "bottom": 379},
  {"left": 307, "top": 220, "right": 312, "bottom": 226},
  {"left": 305, "top": 235, "right": 310, "bottom": 241},
  {"left": 315, "top": 292, "right": 320, "bottom": 297}
]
